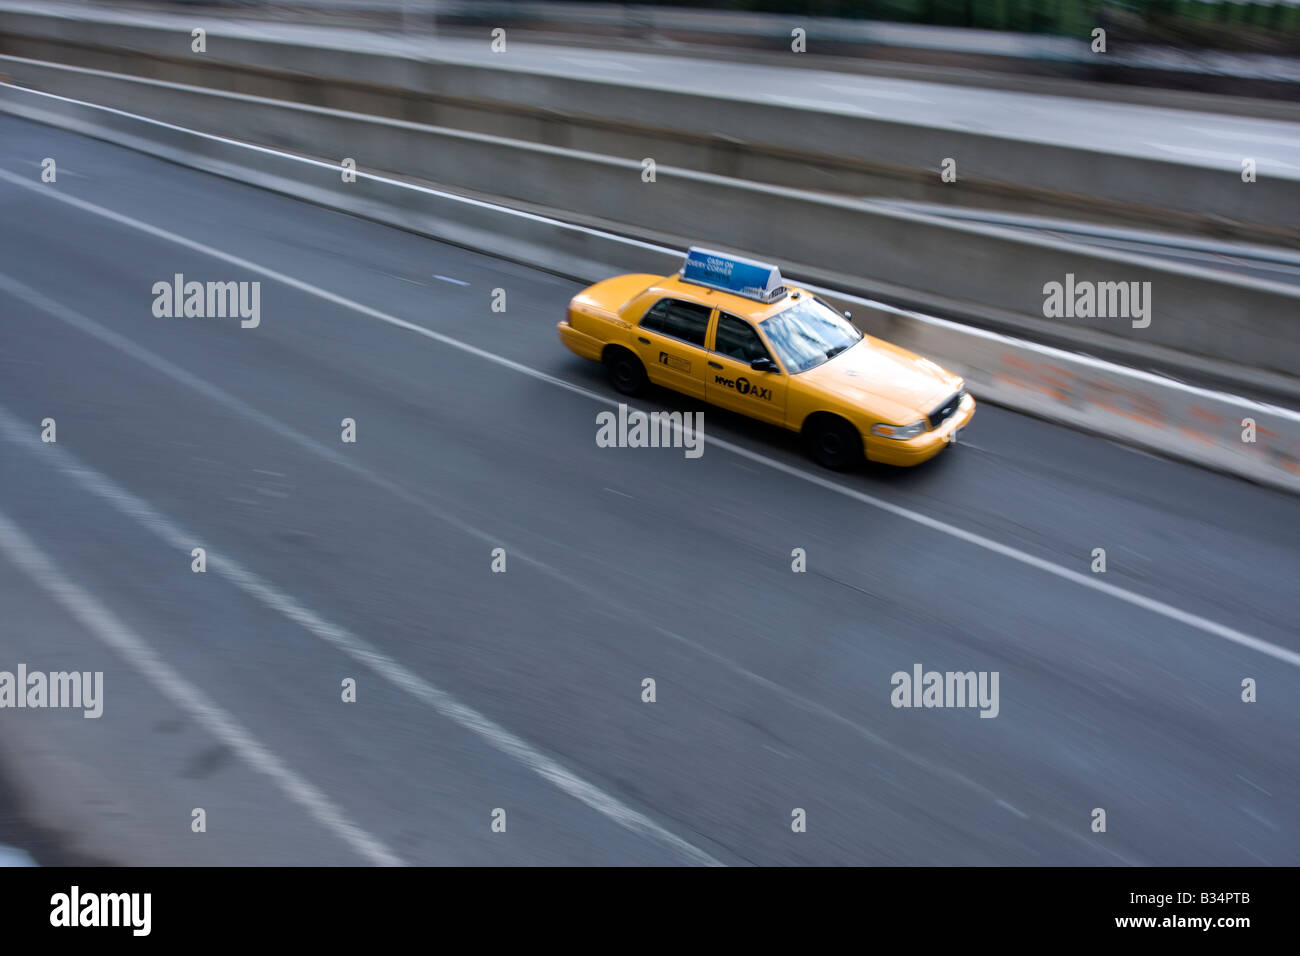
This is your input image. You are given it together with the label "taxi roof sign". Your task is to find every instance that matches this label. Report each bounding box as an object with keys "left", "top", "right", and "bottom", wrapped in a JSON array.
[{"left": 680, "top": 247, "right": 786, "bottom": 303}]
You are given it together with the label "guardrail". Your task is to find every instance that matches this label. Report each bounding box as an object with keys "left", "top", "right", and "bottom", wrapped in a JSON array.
[
  {"left": 3, "top": 81, "right": 1297, "bottom": 493},
  {"left": 2, "top": 5, "right": 1298, "bottom": 245},
  {"left": 4, "top": 53, "right": 1299, "bottom": 403}
]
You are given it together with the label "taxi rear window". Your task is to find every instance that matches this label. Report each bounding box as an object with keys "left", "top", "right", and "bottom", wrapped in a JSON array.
[{"left": 640, "top": 298, "right": 710, "bottom": 347}]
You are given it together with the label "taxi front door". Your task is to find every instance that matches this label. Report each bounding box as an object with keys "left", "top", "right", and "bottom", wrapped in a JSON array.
[{"left": 705, "top": 311, "right": 787, "bottom": 426}]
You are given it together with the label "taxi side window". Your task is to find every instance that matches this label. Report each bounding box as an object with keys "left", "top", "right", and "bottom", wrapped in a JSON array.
[
  {"left": 640, "top": 298, "right": 711, "bottom": 348},
  {"left": 715, "top": 313, "right": 771, "bottom": 363}
]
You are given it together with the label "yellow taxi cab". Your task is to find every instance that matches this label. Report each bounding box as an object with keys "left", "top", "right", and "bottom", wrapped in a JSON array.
[{"left": 557, "top": 248, "right": 974, "bottom": 469}]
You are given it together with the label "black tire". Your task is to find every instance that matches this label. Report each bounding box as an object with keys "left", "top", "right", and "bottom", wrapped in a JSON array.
[
  {"left": 804, "top": 415, "right": 862, "bottom": 470},
  {"left": 604, "top": 348, "right": 647, "bottom": 396}
]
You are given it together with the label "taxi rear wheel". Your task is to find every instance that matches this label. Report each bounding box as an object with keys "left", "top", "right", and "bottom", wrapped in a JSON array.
[
  {"left": 604, "top": 347, "right": 647, "bottom": 396},
  {"left": 804, "top": 415, "right": 862, "bottom": 470}
]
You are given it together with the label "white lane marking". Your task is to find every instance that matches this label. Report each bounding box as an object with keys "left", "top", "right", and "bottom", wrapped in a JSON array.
[
  {"left": 770, "top": 95, "right": 878, "bottom": 114},
  {"left": 996, "top": 799, "right": 1029, "bottom": 820},
  {"left": 0, "top": 508, "right": 403, "bottom": 868},
  {"left": 0, "top": 178, "right": 1292, "bottom": 672},
  {"left": 0, "top": 278, "right": 1128, "bottom": 863},
  {"left": 380, "top": 271, "right": 424, "bottom": 286},
  {"left": 1234, "top": 841, "right": 1270, "bottom": 864},
  {"left": 0, "top": 844, "right": 37, "bottom": 866},
  {"left": 1237, "top": 805, "right": 1278, "bottom": 831},
  {"left": 1235, "top": 774, "right": 1272, "bottom": 797},
  {"left": 1145, "top": 142, "right": 1300, "bottom": 171},
  {"left": 557, "top": 55, "right": 641, "bottom": 73},
  {"left": 1185, "top": 127, "right": 1300, "bottom": 149},
  {"left": 817, "top": 83, "right": 934, "bottom": 103},
  {"left": 0, "top": 405, "right": 719, "bottom": 868},
  {"left": 736, "top": 444, "right": 1300, "bottom": 669},
  {"left": 432, "top": 274, "right": 469, "bottom": 286}
]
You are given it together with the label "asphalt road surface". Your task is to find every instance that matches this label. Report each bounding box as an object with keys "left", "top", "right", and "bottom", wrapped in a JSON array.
[{"left": 1, "top": 114, "right": 1297, "bottom": 865}]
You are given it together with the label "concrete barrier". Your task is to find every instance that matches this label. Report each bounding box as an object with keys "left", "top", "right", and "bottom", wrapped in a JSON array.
[
  {"left": 2, "top": 81, "right": 1297, "bottom": 493},
  {"left": 1, "top": 4, "right": 1297, "bottom": 244},
  {"left": 851, "top": 299, "right": 1300, "bottom": 495},
  {"left": 4, "top": 54, "right": 1299, "bottom": 400}
]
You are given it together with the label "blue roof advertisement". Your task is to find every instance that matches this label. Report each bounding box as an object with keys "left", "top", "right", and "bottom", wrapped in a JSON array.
[{"left": 680, "top": 247, "right": 785, "bottom": 302}]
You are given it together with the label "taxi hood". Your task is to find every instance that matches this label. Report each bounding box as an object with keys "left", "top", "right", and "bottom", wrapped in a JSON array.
[{"left": 799, "top": 336, "right": 962, "bottom": 423}]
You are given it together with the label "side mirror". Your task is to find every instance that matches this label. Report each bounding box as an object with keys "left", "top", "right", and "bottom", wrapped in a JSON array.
[{"left": 750, "top": 357, "right": 778, "bottom": 373}]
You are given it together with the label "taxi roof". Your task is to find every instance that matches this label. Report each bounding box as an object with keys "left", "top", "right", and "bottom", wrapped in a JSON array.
[{"left": 648, "top": 274, "right": 805, "bottom": 324}]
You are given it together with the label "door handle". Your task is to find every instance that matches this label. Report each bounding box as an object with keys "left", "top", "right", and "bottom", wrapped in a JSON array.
[
  {"left": 708, "top": 360, "right": 723, "bottom": 369},
  {"left": 638, "top": 336, "right": 651, "bottom": 344}
]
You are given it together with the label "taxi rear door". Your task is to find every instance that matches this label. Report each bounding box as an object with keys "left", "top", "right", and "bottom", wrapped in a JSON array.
[
  {"left": 705, "top": 311, "right": 787, "bottom": 426},
  {"left": 633, "top": 297, "right": 711, "bottom": 399}
]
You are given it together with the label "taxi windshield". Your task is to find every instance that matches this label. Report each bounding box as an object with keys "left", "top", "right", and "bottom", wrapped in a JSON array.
[{"left": 762, "top": 297, "right": 863, "bottom": 374}]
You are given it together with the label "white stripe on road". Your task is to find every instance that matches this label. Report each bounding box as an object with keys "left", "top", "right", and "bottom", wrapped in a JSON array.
[
  {"left": 1145, "top": 141, "right": 1300, "bottom": 171},
  {"left": 817, "top": 82, "right": 934, "bottom": 103},
  {"left": 0, "top": 402, "right": 722, "bottom": 868},
  {"left": 557, "top": 55, "right": 641, "bottom": 73},
  {"left": 1185, "top": 127, "right": 1300, "bottom": 150},
  {"left": 0, "top": 844, "right": 37, "bottom": 867},
  {"left": 0, "top": 508, "right": 404, "bottom": 867},
  {"left": 0, "top": 171, "right": 1293, "bottom": 671}
]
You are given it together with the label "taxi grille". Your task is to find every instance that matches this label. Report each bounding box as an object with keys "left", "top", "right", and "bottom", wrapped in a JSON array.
[{"left": 928, "top": 391, "right": 962, "bottom": 430}]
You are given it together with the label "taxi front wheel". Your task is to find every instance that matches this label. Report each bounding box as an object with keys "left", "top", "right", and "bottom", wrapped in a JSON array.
[
  {"left": 804, "top": 415, "right": 862, "bottom": 470},
  {"left": 604, "top": 347, "right": 647, "bottom": 396}
]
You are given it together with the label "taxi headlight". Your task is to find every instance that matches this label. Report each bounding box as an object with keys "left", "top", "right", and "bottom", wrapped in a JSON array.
[{"left": 871, "top": 420, "right": 927, "bottom": 440}]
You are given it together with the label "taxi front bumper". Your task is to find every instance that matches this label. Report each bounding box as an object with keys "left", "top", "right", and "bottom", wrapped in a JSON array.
[{"left": 863, "top": 393, "right": 976, "bottom": 466}]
